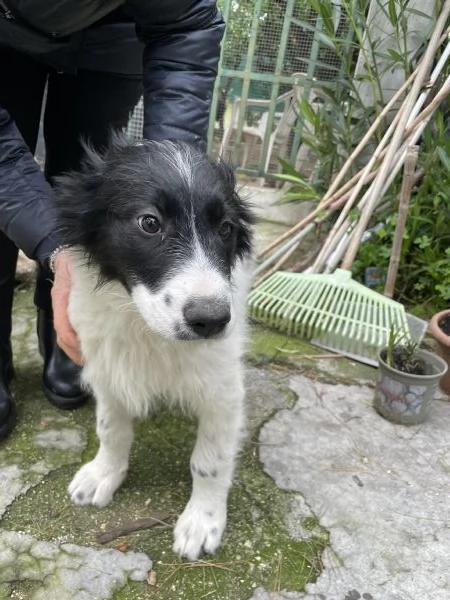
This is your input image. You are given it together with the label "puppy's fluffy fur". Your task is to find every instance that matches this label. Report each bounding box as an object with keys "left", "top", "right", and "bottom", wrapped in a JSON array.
[{"left": 54, "top": 137, "right": 254, "bottom": 560}]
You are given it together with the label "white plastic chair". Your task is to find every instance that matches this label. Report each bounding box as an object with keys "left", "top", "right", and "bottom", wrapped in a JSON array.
[{"left": 219, "top": 74, "right": 320, "bottom": 177}]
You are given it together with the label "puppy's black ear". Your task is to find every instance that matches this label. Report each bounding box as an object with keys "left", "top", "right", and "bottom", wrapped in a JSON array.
[
  {"left": 216, "top": 158, "right": 255, "bottom": 259},
  {"left": 52, "top": 141, "right": 107, "bottom": 250},
  {"left": 102, "top": 130, "right": 134, "bottom": 161},
  {"left": 215, "top": 156, "right": 237, "bottom": 190},
  {"left": 234, "top": 190, "right": 255, "bottom": 260}
]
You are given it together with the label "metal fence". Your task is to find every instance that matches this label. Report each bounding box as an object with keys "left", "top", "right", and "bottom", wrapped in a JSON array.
[
  {"left": 207, "top": 0, "right": 352, "bottom": 180},
  {"left": 125, "top": 0, "right": 352, "bottom": 180},
  {"left": 125, "top": 96, "right": 144, "bottom": 143}
]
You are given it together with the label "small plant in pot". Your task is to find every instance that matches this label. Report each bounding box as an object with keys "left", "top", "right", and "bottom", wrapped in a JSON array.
[
  {"left": 429, "top": 309, "right": 450, "bottom": 395},
  {"left": 374, "top": 329, "right": 448, "bottom": 425}
]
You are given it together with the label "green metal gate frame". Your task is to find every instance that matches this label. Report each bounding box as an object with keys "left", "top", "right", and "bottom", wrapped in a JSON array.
[{"left": 206, "top": 0, "right": 328, "bottom": 178}]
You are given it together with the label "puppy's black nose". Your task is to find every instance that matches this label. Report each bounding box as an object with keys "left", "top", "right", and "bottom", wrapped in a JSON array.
[{"left": 183, "top": 298, "right": 231, "bottom": 338}]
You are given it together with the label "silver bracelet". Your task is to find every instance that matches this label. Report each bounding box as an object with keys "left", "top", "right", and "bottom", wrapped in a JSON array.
[{"left": 48, "top": 245, "right": 70, "bottom": 274}]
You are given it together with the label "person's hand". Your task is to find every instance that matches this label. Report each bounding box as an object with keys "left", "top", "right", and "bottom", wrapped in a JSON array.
[{"left": 51, "top": 250, "right": 84, "bottom": 365}]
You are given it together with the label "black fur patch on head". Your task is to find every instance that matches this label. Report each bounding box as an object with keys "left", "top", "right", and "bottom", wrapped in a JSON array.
[{"left": 53, "top": 135, "right": 254, "bottom": 291}]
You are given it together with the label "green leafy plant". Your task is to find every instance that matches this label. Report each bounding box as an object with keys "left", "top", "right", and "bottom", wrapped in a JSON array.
[
  {"left": 384, "top": 327, "right": 422, "bottom": 374},
  {"left": 275, "top": 158, "right": 322, "bottom": 203},
  {"left": 276, "top": 0, "right": 433, "bottom": 196},
  {"left": 353, "top": 121, "right": 450, "bottom": 315}
]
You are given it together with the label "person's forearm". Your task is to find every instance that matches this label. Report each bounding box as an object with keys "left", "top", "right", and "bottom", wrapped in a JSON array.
[
  {"left": 130, "top": 0, "right": 224, "bottom": 147},
  {"left": 34, "top": 233, "right": 61, "bottom": 267},
  {"left": 0, "top": 106, "right": 59, "bottom": 263}
]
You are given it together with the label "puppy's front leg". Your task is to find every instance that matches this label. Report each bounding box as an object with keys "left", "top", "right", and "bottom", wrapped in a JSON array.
[
  {"left": 173, "top": 383, "right": 245, "bottom": 560},
  {"left": 68, "top": 396, "right": 133, "bottom": 507}
]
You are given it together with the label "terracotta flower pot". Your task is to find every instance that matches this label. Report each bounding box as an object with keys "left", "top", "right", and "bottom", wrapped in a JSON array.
[{"left": 429, "top": 309, "right": 450, "bottom": 395}]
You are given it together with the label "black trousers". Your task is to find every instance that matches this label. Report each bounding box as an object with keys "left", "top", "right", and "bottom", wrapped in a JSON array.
[{"left": 0, "top": 47, "right": 142, "bottom": 340}]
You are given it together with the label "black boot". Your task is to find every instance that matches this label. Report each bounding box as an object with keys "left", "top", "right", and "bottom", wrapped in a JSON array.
[
  {"left": 37, "top": 309, "right": 89, "bottom": 409},
  {"left": 0, "top": 340, "right": 16, "bottom": 441},
  {"left": 0, "top": 235, "right": 18, "bottom": 441}
]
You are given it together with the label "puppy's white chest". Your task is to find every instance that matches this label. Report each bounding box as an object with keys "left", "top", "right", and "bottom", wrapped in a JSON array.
[{"left": 70, "top": 273, "right": 237, "bottom": 415}]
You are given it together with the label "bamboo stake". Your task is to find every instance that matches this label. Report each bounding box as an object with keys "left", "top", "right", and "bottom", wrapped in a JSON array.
[
  {"left": 341, "top": 1, "right": 450, "bottom": 270},
  {"left": 322, "top": 164, "right": 424, "bottom": 274},
  {"left": 328, "top": 74, "right": 450, "bottom": 227},
  {"left": 371, "top": 168, "right": 424, "bottom": 216},
  {"left": 315, "top": 29, "right": 449, "bottom": 209},
  {"left": 252, "top": 171, "right": 378, "bottom": 278},
  {"left": 312, "top": 94, "right": 424, "bottom": 274},
  {"left": 259, "top": 110, "right": 416, "bottom": 265},
  {"left": 255, "top": 50, "right": 450, "bottom": 278},
  {"left": 321, "top": 61, "right": 450, "bottom": 226},
  {"left": 257, "top": 158, "right": 380, "bottom": 262},
  {"left": 310, "top": 89, "right": 410, "bottom": 273},
  {"left": 384, "top": 146, "right": 419, "bottom": 298},
  {"left": 252, "top": 241, "right": 300, "bottom": 288},
  {"left": 255, "top": 87, "right": 436, "bottom": 278},
  {"left": 324, "top": 78, "right": 450, "bottom": 272},
  {"left": 405, "top": 75, "right": 450, "bottom": 134},
  {"left": 254, "top": 222, "right": 315, "bottom": 276},
  {"left": 315, "top": 64, "right": 420, "bottom": 208},
  {"left": 257, "top": 29, "right": 450, "bottom": 263},
  {"left": 326, "top": 171, "right": 378, "bottom": 211}
]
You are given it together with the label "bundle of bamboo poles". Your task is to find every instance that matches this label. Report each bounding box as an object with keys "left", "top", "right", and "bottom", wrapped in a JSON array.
[{"left": 254, "top": 7, "right": 450, "bottom": 290}]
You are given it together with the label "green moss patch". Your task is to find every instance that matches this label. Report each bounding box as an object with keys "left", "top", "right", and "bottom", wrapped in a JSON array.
[{"left": 3, "top": 408, "right": 328, "bottom": 599}]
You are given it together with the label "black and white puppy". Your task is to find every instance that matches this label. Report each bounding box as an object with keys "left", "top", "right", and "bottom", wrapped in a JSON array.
[{"left": 54, "top": 136, "right": 254, "bottom": 560}]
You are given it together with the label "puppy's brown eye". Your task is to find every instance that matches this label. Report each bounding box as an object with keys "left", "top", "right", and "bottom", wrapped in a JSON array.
[
  {"left": 138, "top": 215, "right": 161, "bottom": 235},
  {"left": 218, "top": 221, "right": 233, "bottom": 239}
]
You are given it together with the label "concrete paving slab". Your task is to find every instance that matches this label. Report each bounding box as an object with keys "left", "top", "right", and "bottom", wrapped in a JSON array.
[
  {"left": 0, "top": 530, "right": 151, "bottom": 600},
  {"left": 257, "top": 375, "right": 450, "bottom": 600}
]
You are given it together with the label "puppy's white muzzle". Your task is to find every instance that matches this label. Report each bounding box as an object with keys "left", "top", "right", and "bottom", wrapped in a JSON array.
[{"left": 131, "top": 260, "right": 233, "bottom": 342}]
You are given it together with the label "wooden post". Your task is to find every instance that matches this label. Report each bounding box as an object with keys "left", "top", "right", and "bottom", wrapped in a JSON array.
[{"left": 384, "top": 146, "right": 419, "bottom": 299}]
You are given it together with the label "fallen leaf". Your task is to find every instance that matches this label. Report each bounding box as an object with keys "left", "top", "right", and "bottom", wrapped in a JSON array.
[{"left": 147, "top": 570, "right": 157, "bottom": 586}]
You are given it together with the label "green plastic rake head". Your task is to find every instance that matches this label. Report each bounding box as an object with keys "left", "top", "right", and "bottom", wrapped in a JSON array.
[{"left": 247, "top": 269, "right": 424, "bottom": 366}]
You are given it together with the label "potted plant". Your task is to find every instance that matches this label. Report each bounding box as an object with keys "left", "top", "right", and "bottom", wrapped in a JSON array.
[
  {"left": 428, "top": 309, "right": 450, "bottom": 394},
  {"left": 374, "top": 331, "right": 448, "bottom": 425}
]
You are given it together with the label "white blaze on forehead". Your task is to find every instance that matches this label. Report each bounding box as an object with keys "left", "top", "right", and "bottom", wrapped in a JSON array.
[
  {"left": 188, "top": 220, "right": 230, "bottom": 297},
  {"left": 159, "top": 141, "right": 197, "bottom": 190},
  {"left": 179, "top": 252, "right": 229, "bottom": 298}
]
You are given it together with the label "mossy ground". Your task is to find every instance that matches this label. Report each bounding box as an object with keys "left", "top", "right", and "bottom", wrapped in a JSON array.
[
  {"left": 3, "top": 285, "right": 330, "bottom": 599},
  {"left": 249, "top": 325, "right": 376, "bottom": 386}
]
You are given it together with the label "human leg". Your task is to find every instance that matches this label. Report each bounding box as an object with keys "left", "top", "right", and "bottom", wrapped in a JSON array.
[
  {"left": 35, "top": 69, "right": 142, "bottom": 407},
  {"left": 0, "top": 47, "right": 48, "bottom": 439}
]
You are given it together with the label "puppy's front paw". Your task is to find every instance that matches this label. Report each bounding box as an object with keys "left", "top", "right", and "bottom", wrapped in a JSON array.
[
  {"left": 173, "top": 499, "right": 226, "bottom": 560},
  {"left": 68, "top": 459, "right": 127, "bottom": 508}
]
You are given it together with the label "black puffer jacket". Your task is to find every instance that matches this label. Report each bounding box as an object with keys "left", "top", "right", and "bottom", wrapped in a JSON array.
[{"left": 0, "top": 0, "right": 224, "bottom": 263}]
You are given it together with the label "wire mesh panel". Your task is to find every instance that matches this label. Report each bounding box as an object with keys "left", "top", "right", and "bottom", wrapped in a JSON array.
[
  {"left": 124, "top": 96, "right": 144, "bottom": 142},
  {"left": 208, "top": 0, "right": 352, "bottom": 180},
  {"left": 123, "top": 0, "right": 352, "bottom": 181}
]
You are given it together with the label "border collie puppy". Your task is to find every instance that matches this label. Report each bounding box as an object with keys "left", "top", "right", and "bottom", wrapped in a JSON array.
[{"left": 53, "top": 136, "right": 254, "bottom": 560}]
